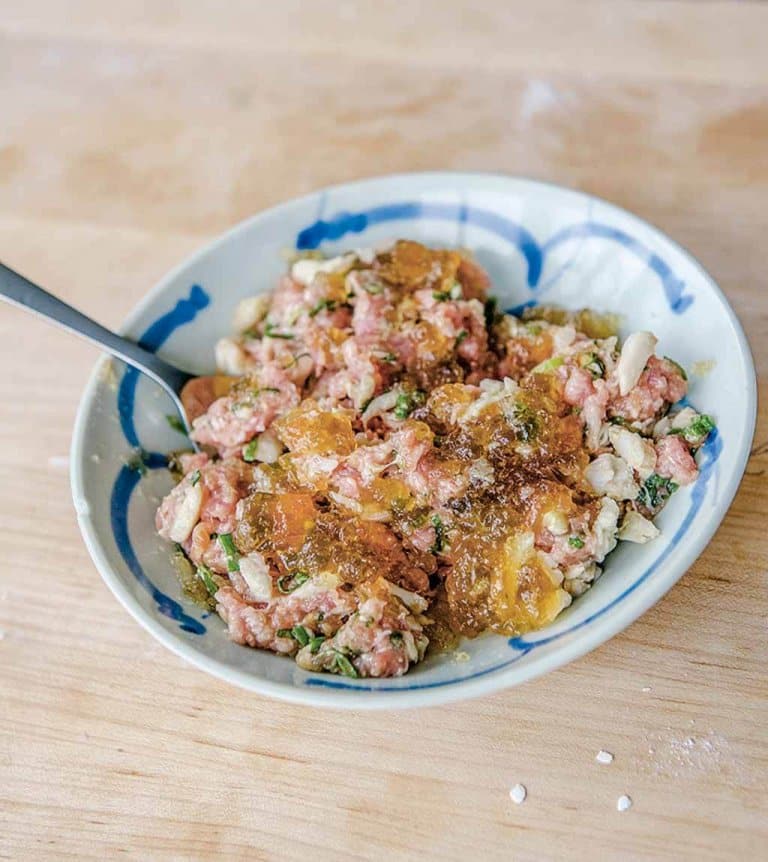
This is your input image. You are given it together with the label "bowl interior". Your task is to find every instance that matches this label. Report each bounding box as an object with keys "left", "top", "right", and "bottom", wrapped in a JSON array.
[{"left": 71, "top": 173, "right": 756, "bottom": 707}]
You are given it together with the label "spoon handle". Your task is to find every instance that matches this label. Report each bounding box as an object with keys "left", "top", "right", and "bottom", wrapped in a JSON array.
[{"left": 0, "top": 261, "right": 192, "bottom": 395}]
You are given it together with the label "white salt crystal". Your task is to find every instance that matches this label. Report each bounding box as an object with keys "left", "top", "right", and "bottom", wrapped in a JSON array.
[
  {"left": 617, "top": 795, "right": 632, "bottom": 812},
  {"left": 509, "top": 784, "right": 527, "bottom": 804},
  {"left": 596, "top": 750, "right": 614, "bottom": 765}
]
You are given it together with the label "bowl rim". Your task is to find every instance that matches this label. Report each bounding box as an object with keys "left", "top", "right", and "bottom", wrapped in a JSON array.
[{"left": 70, "top": 170, "right": 758, "bottom": 709}]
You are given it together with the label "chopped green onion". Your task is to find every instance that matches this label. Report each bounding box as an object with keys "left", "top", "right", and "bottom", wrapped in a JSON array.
[
  {"left": 390, "top": 631, "right": 404, "bottom": 646},
  {"left": 284, "top": 352, "right": 311, "bottom": 369},
  {"left": 309, "top": 299, "right": 337, "bottom": 317},
  {"left": 525, "top": 323, "right": 543, "bottom": 336},
  {"left": 362, "top": 282, "right": 384, "bottom": 295},
  {"left": 379, "top": 351, "right": 397, "bottom": 363},
  {"left": 276, "top": 625, "right": 311, "bottom": 647},
  {"left": 455, "top": 329, "right": 469, "bottom": 347},
  {"left": 430, "top": 514, "right": 445, "bottom": 555},
  {"left": 264, "top": 322, "right": 294, "bottom": 339},
  {"left": 190, "top": 469, "right": 201, "bottom": 486},
  {"left": 579, "top": 352, "right": 605, "bottom": 378},
  {"left": 242, "top": 440, "right": 259, "bottom": 462},
  {"left": 217, "top": 533, "right": 240, "bottom": 573},
  {"left": 393, "top": 390, "right": 425, "bottom": 421},
  {"left": 637, "top": 473, "right": 679, "bottom": 509},
  {"left": 432, "top": 290, "right": 451, "bottom": 301},
  {"left": 664, "top": 356, "right": 688, "bottom": 381},
  {"left": 394, "top": 393, "right": 412, "bottom": 420},
  {"left": 568, "top": 536, "right": 585, "bottom": 549},
  {"left": 166, "top": 414, "right": 186, "bottom": 434},
  {"left": 684, "top": 414, "right": 715, "bottom": 441},
  {"left": 531, "top": 355, "right": 564, "bottom": 374},
  {"left": 309, "top": 635, "right": 326, "bottom": 654},
  {"left": 332, "top": 651, "right": 358, "bottom": 678},
  {"left": 277, "top": 571, "right": 310, "bottom": 594},
  {"left": 196, "top": 563, "right": 218, "bottom": 596}
]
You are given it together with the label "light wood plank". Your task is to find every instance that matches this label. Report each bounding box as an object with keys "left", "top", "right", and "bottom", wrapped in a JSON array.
[{"left": 0, "top": 3, "right": 766, "bottom": 859}]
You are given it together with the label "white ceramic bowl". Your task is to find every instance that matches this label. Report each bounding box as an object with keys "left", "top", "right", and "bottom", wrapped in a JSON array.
[{"left": 71, "top": 172, "right": 756, "bottom": 709}]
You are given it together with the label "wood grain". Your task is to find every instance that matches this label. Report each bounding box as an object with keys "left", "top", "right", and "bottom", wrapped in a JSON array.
[{"left": 0, "top": 2, "right": 766, "bottom": 859}]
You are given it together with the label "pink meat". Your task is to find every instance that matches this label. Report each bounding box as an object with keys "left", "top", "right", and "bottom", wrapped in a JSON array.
[
  {"left": 409, "top": 523, "right": 437, "bottom": 553},
  {"left": 352, "top": 285, "right": 392, "bottom": 343},
  {"left": 328, "top": 595, "right": 427, "bottom": 678},
  {"left": 563, "top": 366, "right": 595, "bottom": 406},
  {"left": 610, "top": 356, "right": 687, "bottom": 424},
  {"left": 415, "top": 290, "right": 489, "bottom": 368},
  {"left": 216, "top": 583, "right": 357, "bottom": 653},
  {"left": 191, "top": 368, "right": 300, "bottom": 454},
  {"left": 655, "top": 435, "right": 699, "bottom": 486},
  {"left": 156, "top": 458, "right": 255, "bottom": 572}
]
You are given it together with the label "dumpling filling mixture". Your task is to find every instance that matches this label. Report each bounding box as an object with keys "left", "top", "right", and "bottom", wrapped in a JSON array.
[{"left": 155, "top": 241, "right": 714, "bottom": 678}]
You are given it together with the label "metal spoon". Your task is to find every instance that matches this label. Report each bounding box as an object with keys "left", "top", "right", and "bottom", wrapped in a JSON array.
[{"left": 0, "top": 260, "right": 229, "bottom": 444}]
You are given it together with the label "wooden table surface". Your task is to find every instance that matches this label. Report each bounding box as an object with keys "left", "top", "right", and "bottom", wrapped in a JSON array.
[{"left": 1, "top": 2, "right": 766, "bottom": 859}]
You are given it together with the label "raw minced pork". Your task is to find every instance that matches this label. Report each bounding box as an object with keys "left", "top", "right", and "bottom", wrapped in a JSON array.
[{"left": 155, "top": 240, "right": 714, "bottom": 679}]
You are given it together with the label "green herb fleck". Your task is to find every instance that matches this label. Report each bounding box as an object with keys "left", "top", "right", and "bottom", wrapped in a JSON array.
[
  {"left": 292, "top": 625, "right": 310, "bottom": 647},
  {"left": 664, "top": 356, "right": 688, "bottom": 381},
  {"left": 332, "top": 651, "right": 358, "bottom": 678},
  {"left": 430, "top": 514, "right": 445, "bottom": 555},
  {"left": 276, "top": 628, "right": 293, "bottom": 639},
  {"left": 285, "top": 352, "right": 311, "bottom": 368},
  {"left": 393, "top": 390, "right": 425, "bottom": 421},
  {"left": 309, "top": 299, "right": 337, "bottom": 317},
  {"left": 390, "top": 631, "right": 404, "bottom": 646},
  {"left": 217, "top": 533, "right": 240, "bottom": 573},
  {"left": 568, "top": 536, "right": 585, "bottom": 549},
  {"left": 455, "top": 329, "right": 469, "bottom": 347},
  {"left": 684, "top": 414, "right": 715, "bottom": 442},
  {"left": 309, "top": 635, "right": 326, "bottom": 654},
  {"left": 190, "top": 469, "right": 201, "bottom": 486},
  {"left": 264, "top": 322, "right": 294, "bottom": 339},
  {"left": 196, "top": 563, "right": 218, "bottom": 596},
  {"left": 166, "top": 414, "right": 187, "bottom": 434},
  {"left": 242, "top": 439, "right": 259, "bottom": 462},
  {"left": 531, "top": 355, "right": 564, "bottom": 374},
  {"left": 277, "top": 571, "right": 310, "bottom": 594},
  {"left": 580, "top": 352, "right": 605, "bottom": 378},
  {"left": 637, "top": 473, "right": 679, "bottom": 510},
  {"left": 432, "top": 290, "right": 450, "bottom": 301},
  {"left": 379, "top": 351, "right": 397, "bottom": 364},
  {"left": 362, "top": 282, "right": 384, "bottom": 295}
]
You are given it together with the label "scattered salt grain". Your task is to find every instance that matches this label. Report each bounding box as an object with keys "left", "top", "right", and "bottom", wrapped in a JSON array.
[
  {"left": 617, "top": 795, "right": 632, "bottom": 812},
  {"left": 596, "top": 750, "right": 614, "bottom": 765},
  {"left": 642, "top": 686, "right": 651, "bottom": 693},
  {"left": 509, "top": 784, "right": 527, "bottom": 804}
]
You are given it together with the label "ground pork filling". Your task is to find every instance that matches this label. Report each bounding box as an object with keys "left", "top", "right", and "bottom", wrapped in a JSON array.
[{"left": 154, "top": 240, "right": 715, "bottom": 678}]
